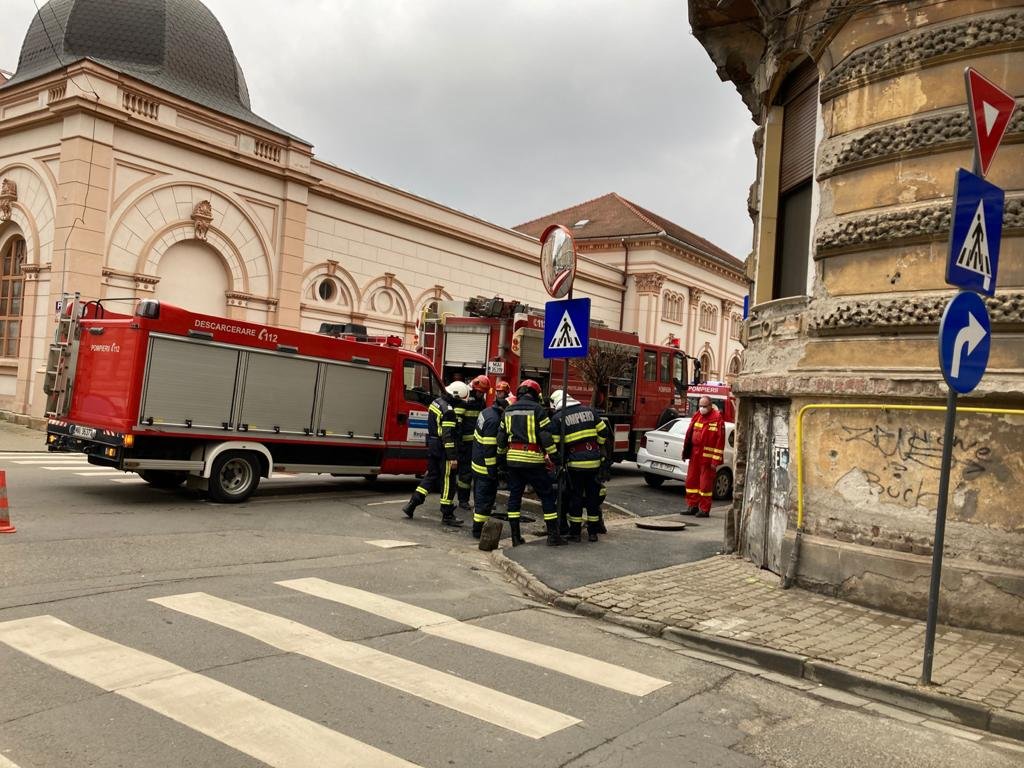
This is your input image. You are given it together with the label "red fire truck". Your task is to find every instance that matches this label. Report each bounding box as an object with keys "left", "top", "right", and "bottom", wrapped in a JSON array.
[
  {"left": 680, "top": 382, "right": 736, "bottom": 422},
  {"left": 417, "top": 297, "right": 691, "bottom": 460},
  {"left": 44, "top": 298, "right": 444, "bottom": 502}
]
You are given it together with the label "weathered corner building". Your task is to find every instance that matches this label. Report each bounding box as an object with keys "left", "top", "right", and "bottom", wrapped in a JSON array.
[{"left": 689, "top": 0, "right": 1024, "bottom": 631}]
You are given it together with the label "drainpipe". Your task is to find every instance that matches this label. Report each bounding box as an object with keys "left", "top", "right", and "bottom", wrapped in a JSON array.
[{"left": 618, "top": 238, "right": 630, "bottom": 331}]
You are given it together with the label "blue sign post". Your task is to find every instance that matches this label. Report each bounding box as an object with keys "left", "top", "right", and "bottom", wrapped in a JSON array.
[
  {"left": 543, "top": 297, "right": 590, "bottom": 360},
  {"left": 946, "top": 168, "right": 1004, "bottom": 296}
]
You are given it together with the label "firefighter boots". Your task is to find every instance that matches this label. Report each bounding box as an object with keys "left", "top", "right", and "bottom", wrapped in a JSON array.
[
  {"left": 402, "top": 495, "right": 423, "bottom": 518},
  {"left": 596, "top": 512, "right": 607, "bottom": 534},
  {"left": 472, "top": 521, "right": 483, "bottom": 539},
  {"left": 587, "top": 523, "right": 600, "bottom": 543},
  {"left": 546, "top": 519, "right": 567, "bottom": 546},
  {"left": 440, "top": 505, "right": 464, "bottom": 527},
  {"left": 567, "top": 522, "right": 583, "bottom": 543},
  {"left": 694, "top": 509, "right": 710, "bottom": 518},
  {"left": 458, "top": 501, "right": 472, "bottom": 512},
  {"left": 509, "top": 519, "right": 526, "bottom": 546},
  {"left": 681, "top": 505, "right": 699, "bottom": 516}
]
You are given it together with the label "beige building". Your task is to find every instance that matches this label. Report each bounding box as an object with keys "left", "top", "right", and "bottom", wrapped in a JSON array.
[
  {"left": 690, "top": 0, "right": 1024, "bottom": 631},
  {"left": 0, "top": 0, "right": 744, "bottom": 420}
]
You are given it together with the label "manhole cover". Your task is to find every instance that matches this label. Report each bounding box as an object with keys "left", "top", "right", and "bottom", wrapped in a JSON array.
[{"left": 635, "top": 519, "right": 687, "bottom": 531}]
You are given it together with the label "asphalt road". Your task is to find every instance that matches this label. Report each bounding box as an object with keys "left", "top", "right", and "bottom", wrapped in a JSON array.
[{"left": 0, "top": 436, "right": 1020, "bottom": 767}]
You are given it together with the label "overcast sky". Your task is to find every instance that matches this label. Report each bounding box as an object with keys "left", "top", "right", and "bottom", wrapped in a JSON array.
[{"left": 1, "top": 0, "right": 756, "bottom": 259}]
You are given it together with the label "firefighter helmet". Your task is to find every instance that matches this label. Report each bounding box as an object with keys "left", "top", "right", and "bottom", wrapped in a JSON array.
[
  {"left": 469, "top": 374, "right": 490, "bottom": 393},
  {"left": 517, "top": 379, "right": 542, "bottom": 399},
  {"left": 494, "top": 380, "right": 511, "bottom": 394},
  {"left": 550, "top": 389, "right": 565, "bottom": 411},
  {"left": 446, "top": 381, "right": 470, "bottom": 400}
]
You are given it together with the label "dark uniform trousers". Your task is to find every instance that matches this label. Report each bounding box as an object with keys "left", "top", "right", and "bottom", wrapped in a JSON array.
[
  {"left": 568, "top": 469, "right": 602, "bottom": 528},
  {"left": 415, "top": 448, "right": 456, "bottom": 510},
  {"left": 506, "top": 467, "right": 555, "bottom": 520}
]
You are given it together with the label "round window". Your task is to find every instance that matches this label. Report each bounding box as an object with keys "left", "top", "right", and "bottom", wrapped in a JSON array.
[{"left": 317, "top": 279, "right": 336, "bottom": 302}]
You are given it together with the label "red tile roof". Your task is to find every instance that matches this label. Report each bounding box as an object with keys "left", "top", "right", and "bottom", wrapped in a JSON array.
[{"left": 514, "top": 192, "right": 745, "bottom": 272}]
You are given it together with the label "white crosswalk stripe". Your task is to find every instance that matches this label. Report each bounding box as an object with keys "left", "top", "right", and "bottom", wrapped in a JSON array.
[
  {"left": 0, "top": 754, "right": 24, "bottom": 768},
  {"left": 279, "top": 578, "right": 669, "bottom": 696},
  {"left": 151, "top": 592, "right": 578, "bottom": 738},
  {"left": 0, "top": 616, "right": 419, "bottom": 768}
]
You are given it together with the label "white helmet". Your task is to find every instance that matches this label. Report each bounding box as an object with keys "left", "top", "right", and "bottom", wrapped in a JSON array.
[
  {"left": 550, "top": 389, "right": 565, "bottom": 411},
  {"left": 446, "top": 381, "right": 470, "bottom": 400}
]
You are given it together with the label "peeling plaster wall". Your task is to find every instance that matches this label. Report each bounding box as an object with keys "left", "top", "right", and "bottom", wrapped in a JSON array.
[{"left": 691, "top": 0, "right": 1024, "bottom": 628}]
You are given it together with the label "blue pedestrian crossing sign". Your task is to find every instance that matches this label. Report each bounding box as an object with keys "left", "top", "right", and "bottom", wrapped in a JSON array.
[
  {"left": 947, "top": 168, "right": 1004, "bottom": 297},
  {"left": 939, "top": 291, "right": 991, "bottom": 395},
  {"left": 543, "top": 297, "right": 590, "bottom": 359}
]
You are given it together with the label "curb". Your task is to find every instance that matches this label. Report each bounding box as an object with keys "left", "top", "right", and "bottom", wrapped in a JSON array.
[{"left": 488, "top": 549, "right": 1024, "bottom": 743}]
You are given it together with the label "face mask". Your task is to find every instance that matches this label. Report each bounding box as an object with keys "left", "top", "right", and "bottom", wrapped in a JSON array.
[{"left": 699, "top": 406, "right": 711, "bottom": 414}]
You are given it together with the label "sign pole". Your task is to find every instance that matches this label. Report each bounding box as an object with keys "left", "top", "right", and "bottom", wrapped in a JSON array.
[
  {"left": 557, "top": 288, "right": 572, "bottom": 534},
  {"left": 920, "top": 387, "right": 958, "bottom": 685}
]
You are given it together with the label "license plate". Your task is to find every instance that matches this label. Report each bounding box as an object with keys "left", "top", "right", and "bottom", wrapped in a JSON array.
[
  {"left": 651, "top": 461, "right": 674, "bottom": 472},
  {"left": 72, "top": 425, "right": 96, "bottom": 440}
]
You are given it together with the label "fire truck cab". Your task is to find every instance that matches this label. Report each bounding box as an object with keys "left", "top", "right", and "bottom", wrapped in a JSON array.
[{"left": 44, "top": 298, "right": 444, "bottom": 502}]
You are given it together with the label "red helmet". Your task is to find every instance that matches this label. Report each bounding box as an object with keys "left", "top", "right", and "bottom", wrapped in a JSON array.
[
  {"left": 517, "top": 379, "right": 542, "bottom": 398},
  {"left": 494, "top": 380, "right": 511, "bottom": 394},
  {"left": 469, "top": 374, "right": 490, "bottom": 393}
]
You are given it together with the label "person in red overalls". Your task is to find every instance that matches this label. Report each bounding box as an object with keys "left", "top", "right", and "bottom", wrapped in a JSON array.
[{"left": 681, "top": 396, "right": 725, "bottom": 518}]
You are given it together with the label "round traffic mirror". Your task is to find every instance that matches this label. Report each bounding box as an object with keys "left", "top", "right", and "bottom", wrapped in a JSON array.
[{"left": 539, "top": 224, "right": 577, "bottom": 299}]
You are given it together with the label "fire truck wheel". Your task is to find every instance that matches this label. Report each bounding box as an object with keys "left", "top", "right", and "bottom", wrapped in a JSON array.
[
  {"left": 139, "top": 470, "right": 187, "bottom": 489},
  {"left": 713, "top": 467, "right": 733, "bottom": 500},
  {"left": 643, "top": 473, "right": 666, "bottom": 488},
  {"left": 208, "top": 451, "right": 261, "bottom": 503}
]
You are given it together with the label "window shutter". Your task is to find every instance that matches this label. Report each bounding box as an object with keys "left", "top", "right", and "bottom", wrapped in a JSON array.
[{"left": 778, "top": 64, "right": 819, "bottom": 194}]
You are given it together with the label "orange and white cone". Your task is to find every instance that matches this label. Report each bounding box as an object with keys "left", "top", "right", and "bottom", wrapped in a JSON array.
[{"left": 0, "top": 470, "right": 16, "bottom": 534}]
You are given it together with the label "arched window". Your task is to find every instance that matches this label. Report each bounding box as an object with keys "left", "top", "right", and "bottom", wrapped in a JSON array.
[
  {"left": 730, "top": 314, "right": 742, "bottom": 340},
  {"left": 0, "top": 236, "right": 26, "bottom": 357},
  {"left": 728, "top": 354, "right": 742, "bottom": 379},
  {"left": 699, "top": 303, "right": 718, "bottom": 332},
  {"left": 699, "top": 352, "right": 714, "bottom": 383},
  {"left": 661, "top": 291, "right": 684, "bottom": 323}
]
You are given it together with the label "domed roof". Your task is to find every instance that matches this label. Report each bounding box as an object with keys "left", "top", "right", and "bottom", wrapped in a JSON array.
[{"left": 4, "top": 0, "right": 287, "bottom": 136}]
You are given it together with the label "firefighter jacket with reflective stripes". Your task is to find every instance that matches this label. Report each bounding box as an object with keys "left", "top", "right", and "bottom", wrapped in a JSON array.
[
  {"left": 497, "top": 399, "right": 556, "bottom": 466},
  {"left": 427, "top": 396, "right": 459, "bottom": 460},
  {"left": 457, "top": 393, "right": 485, "bottom": 445},
  {"left": 550, "top": 403, "right": 608, "bottom": 470},
  {"left": 472, "top": 404, "right": 504, "bottom": 476},
  {"left": 683, "top": 408, "right": 726, "bottom": 465}
]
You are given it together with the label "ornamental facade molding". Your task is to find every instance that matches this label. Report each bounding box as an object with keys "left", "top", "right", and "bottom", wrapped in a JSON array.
[
  {"left": 688, "top": 286, "right": 703, "bottom": 304},
  {"left": 816, "top": 197, "right": 1024, "bottom": 256},
  {"left": 820, "top": 9, "right": 1024, "bottom": 99},
  {"left": 810, "top": 292, "right": 1024, "bottom": 333},
  {"left": 633, "top": 272, "right": 665, "bottom": 294},
  {"left": 0, "top": 178, "right": 17, "bottom": 222},
  {"left": 191, "top": 199, "right": 213, "bottom": 241},
  {"left": 818, "top": 104, "right": 1024, "bottom": 178}
]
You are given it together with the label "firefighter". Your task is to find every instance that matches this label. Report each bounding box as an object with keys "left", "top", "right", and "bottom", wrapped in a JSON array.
[
  {"left": 681, "top": 395, "right": 725, "bottom": 518},
  {"left": 497, "top": 380, "right": 561, "bottom": 545},
  {"left": 402, "top": 381, "right": 469, "bottom": 526},
  {"left": 471, "top": 386, "right": 516, "bottom": 542},
  {"left": 455, "top": 376, "right": 488, "bottom": 511},
  {"left": 595, "top": 413, "right": 614, "bottom": 535},
  {"left": 550, "top": 389, "right": 608, "bottom": 542}
]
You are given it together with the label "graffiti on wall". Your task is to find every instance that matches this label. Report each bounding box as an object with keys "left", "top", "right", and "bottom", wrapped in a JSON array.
[{"left": 837, "top": 423, "right": 995, "bottom": 510}]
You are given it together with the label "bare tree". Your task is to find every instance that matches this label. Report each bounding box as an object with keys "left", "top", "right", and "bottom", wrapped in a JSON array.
[{"left": 571, "top": 345, "right": 633, "bottom": 408}]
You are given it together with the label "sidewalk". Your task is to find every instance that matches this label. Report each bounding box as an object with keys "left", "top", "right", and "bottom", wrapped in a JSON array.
[
  {"left": 0, "top": 418, "right": 46, "bottom": 453},
  {"left": 493, "top": 540, "right": 1024, "bottom": 741}
]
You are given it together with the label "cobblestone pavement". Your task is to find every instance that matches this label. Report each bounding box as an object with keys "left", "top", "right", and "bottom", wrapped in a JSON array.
[{"left": 566, "top": 555, "right": 1024, "bottom": 716}]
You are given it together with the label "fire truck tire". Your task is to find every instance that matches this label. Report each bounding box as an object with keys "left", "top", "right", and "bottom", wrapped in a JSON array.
[
  {"left": 713, "top": 467, "right": 733, "bottom": 500},
  {"left": 139, "top": 470, "right": 187, "bottom": 489},
  {"left": 208, "top": 451, "right": 261, "bottom": 503},
  {"left": 643, "top": 473, "right": 666, "bottom": 488}
]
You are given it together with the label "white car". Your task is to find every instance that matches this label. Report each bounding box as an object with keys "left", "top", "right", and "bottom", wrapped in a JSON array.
[{"left": 635, "top": 417, "right": 736, "bottom": 499}]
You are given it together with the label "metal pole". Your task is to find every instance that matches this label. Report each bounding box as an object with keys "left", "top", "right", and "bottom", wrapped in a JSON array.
[
  {"left": 921, "top": 387, "right": 959, "bottom": 684},
  {"left": 557, "top": 289, "right": 571, "bottom": 533}
]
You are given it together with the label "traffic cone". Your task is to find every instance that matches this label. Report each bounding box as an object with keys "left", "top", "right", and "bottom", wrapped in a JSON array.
[{"left": 0, "top": 470, "right": 16, "bottom": 534}]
